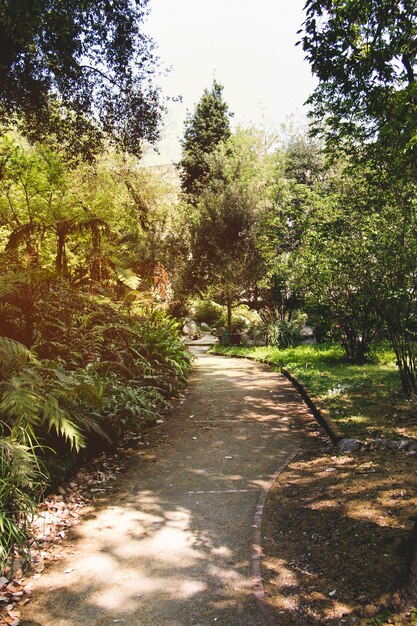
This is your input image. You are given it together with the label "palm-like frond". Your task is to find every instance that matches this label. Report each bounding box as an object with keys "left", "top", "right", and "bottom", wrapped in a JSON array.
[
  {"left": 0, "top": 337, "right": 37, "bottom": 378},
  {"left": 115, "top": 266, "right": 141, "bottom": 290}
]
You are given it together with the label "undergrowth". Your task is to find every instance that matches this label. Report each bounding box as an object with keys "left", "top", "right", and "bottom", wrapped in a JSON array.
[{"left": 0, "top": 280, "right": 192, "bottom": 573}]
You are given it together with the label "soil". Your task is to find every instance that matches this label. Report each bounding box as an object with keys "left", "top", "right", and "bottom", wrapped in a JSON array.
[{"left": 261, "top": 400, "right": 417, "bottom": 625}]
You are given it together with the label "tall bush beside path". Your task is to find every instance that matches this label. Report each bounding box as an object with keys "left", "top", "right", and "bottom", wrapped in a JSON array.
[{"left": 0, "top": 294, "right": 192, "bottom": 574}]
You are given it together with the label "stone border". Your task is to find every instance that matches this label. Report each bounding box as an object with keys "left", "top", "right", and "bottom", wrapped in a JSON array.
[
  {"left": 251, "top": 451, "right": 298, "bottom": 626},
  {"left": 280, "top": 367, "right": 417, "bottom": 454},
  {"left": 280, "top": 367, "right": 344, "bottom": 444}
]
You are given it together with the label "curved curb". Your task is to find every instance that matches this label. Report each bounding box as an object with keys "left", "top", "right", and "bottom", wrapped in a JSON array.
[
  {"left": 280, "top": 368, "right": 344, "bottom": 444},
  {"left": 252, "top": 451, "right": 298, "bottom": 626}
]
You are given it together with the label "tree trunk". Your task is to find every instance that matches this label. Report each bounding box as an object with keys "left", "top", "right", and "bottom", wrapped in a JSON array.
[
  {"left": 56, "top": 231, "right": 68, "bottom": 275},
  {"left": 227, "top": 298, "right": 232, "bottom": 336}
]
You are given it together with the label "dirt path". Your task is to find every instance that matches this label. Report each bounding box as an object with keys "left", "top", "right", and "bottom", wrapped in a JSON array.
[{"left": 21, "top": 350, "right": 312, "bottom": 626}]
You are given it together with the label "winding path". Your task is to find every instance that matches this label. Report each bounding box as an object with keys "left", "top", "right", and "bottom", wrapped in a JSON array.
[{"left": 21, "top": 350, "right": 310, "bottom": 626}]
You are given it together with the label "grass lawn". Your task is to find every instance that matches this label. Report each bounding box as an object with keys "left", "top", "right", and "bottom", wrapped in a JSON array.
[{"left": 210, "top": 342, "right": 417, "bottom": 441}]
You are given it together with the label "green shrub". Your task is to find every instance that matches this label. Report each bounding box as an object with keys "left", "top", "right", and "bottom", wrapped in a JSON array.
[
  {"left": 259, "top": 309, "right": 302, "bottom": 348},
  {"left": 192, "top": 299, "right": 223, "bottom": 325},
  {"left": 215, "top": 306, "right": 262, "bottom": 334},
  {"left": 0, "top": 282, "right": 193, "bottom": 574},
  {"left": 0, "top": 436, "right": 45, "bottom": 572},
  {"left": 305, "top": 304, "right": 334, "bottom": 343}
]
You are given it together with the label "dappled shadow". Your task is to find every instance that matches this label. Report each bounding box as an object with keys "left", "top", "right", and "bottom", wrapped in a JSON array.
[
  {"left": 261, "top": 449, "right": 417, "bottom": 625},
  {"left": 21, "top": 352, "right": 311, "bottom": 626}
]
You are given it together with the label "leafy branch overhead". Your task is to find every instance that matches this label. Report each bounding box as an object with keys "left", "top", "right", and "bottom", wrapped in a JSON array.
[
  {"left": 0, "top": 0, "right": 163, "bottom": 158},
  {"left": 301, "top": 0, "right": 417, "bottom": 153}
]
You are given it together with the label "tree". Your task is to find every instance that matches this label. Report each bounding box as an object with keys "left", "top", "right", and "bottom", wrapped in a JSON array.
[
  {"left": 301, "top": 0, "right": 417, "bottom": 157},
  {"left": 295, "top": 171, "right": 382, "bottom": 363},
  {"left": 300, "top": 0, "right": 417, "bottom": 389},
  {"left": 183, "top": 129, "right": 273, "bottom": 333},
  {"left": 263, "top": 130, "right": 326, "bottom": 320},
  {"left": 0, "top": 0, "right": 162, "bottom": 158},
  {"left": 179, "top": 81, "right": 232, "bottom": 199}
]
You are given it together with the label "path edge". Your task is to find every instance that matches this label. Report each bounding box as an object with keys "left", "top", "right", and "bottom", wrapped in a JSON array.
[
  {"left": 280, "top": 368, "right": 344, "bottom": 444},
  {"left": 251, "top": 451, "right": 298, "bottom": 626},
  {"left": 209, "top": 349, "right": 343, "bottom": 445}
]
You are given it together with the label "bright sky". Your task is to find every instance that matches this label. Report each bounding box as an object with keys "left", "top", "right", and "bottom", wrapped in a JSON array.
[{"left": 142, "top": 0, "right": 317, "bottom": 165}]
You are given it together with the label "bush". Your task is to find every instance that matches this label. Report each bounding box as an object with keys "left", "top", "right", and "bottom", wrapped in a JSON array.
[
  {"left": 192, "top": 299, "right": 223, "bottom": 326},
  {"left": 215, "top": 305, "right": 262, "bottom": 334},
  {"left": 259, "top": 309, "right": 302, "bottom": 348},
  {"left": 0, "top": 281, "right": 193, "bottom": 573},
  {"left": 305, "top": 304, "right": 334, "bottom": 343},
  {"left": 0, "top": 436, "right": 44, "bottom": 572}
]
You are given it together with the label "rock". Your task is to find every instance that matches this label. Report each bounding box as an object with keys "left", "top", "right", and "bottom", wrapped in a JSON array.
[
  {"left": 398, "top": 440, "right": 411, "bottom": 451},
  {"left": 182, "top": 319, "right": 198, "bottom": 336},
  {"left": 380, "top": 439, "right": 399, "bottom": 450},
  {"left": 371, "top": 438, "right": 384, "bottom": 449},
  {"left": 338, "top": 438, "right": 361, "bottom": 452},
  {"left": 200, "top": 322, "right": 210, "bottom": 330},
  {"left": 301, "top": 325, "right": 314, "bottom": 337},
  {"left": 408, "top": 441, "right": 417, "bottom": 452}
]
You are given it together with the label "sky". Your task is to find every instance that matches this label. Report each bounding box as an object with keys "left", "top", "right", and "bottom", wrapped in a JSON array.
[{"left": 142, "top": 0, "right": 317, "bottom": 165}]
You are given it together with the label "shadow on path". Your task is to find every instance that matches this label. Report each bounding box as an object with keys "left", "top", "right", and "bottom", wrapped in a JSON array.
[{"left": 21, "top": 352, "right": 309, "bottom": 626}]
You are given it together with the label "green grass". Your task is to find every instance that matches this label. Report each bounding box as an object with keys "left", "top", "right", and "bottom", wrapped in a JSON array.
[{"left": 210, "top": 342, "right": 417, "bottom": 441}]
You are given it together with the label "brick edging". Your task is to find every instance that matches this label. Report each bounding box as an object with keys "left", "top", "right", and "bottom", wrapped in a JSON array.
[{"left": 251, "top": 451, "right": 298, "bottom": 625}]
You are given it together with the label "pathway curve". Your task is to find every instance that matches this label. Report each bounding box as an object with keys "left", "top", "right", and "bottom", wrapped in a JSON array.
[{"left": 21, "top": 350, "right": 311, "bottom": 626}]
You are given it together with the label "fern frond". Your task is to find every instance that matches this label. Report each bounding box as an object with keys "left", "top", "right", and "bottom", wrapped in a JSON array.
[
  {"left": 0, "top": 378, "right": 42, "bottom": 430},
  {"left": 5, "top": 222, "right": 42, "bottom": 251},
  {"left": 0, "top": 337, "right": 36, "bottom": 377},
  {"left": 38, "top": 396, "right": 84, "bottom": 451},
  {"left": 115, "top": 266, "right": 141, "bottom": 290}
]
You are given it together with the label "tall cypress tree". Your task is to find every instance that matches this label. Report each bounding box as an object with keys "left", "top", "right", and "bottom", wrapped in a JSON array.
[{"left": 179, "top": 81, "right": 232, "bottom": 199}]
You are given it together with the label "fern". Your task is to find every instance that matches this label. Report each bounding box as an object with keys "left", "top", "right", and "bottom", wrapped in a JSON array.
[
  {"left": 115, "top": 266, "right": 141, "bottom": 290},
  {"left": 0, "top": 435, "right": 45, "bottom": 571},
  {"left": 0, "top": 336, "right": 36, "bottom": 377}
]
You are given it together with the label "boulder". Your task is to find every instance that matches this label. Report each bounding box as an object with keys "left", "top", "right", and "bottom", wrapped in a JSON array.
[
  {"left": 182, "top": 319, "right": 198, "bottom": 336},
  {"left": 371, "top": 438, "right": 384, "bottom": 449},
  {"left": 397, "top": 440, "right": 411, "bottom": 451},
  {"left": 338, "top": 438, "right": 361, "bottom": 453}
]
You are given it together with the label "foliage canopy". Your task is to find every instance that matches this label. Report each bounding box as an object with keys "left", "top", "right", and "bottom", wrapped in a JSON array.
[
  {"left": 0, "top": 0, "right": 162, "bottom": 158},
  {"left": 301, "top": 0, "right": 417, "bottom": 154}
]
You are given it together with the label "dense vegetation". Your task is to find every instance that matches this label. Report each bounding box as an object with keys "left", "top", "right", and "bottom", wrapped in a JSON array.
[
  {"left": 0, "top": 130, "right": 192, "bottom": 571},
  {"left": 2, "top": 0, "right": 417, "bottom": 586}
]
